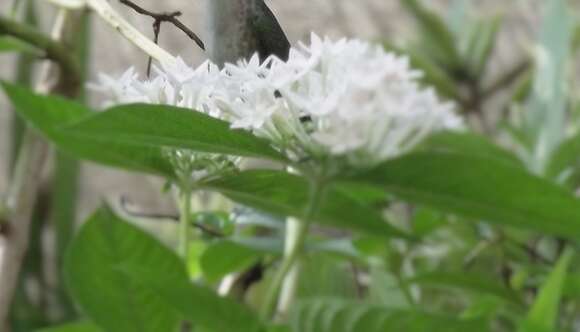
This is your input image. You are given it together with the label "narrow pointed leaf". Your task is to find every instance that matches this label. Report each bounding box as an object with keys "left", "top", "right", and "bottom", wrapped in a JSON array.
[
  {"left": 519, "top": 248, "right": 574, "bottom": 332},
  {"left": 526, "top": 0, "right": 573, "bottom": 170},
  {"left": 63, "top": 103, "right": 286, "bottom": 162},
  {"left": 419, "top": 131, "right": 523, "bottom": 168},
  {"left": 402, "top": 0, "right": 461, "bottom": 68},
  {"left": 1, "top": 83, "right": 174, "bottom": 177},
  {"left": 547, "top": 132, "right": 580, "bottom": 187},
  {"left": 352, "top": 152, "right": 580, "bottom": 239},
  {"left": 384, "top": 43, "right": 460, "bottom": 100},
  {"left": 461, "top": 16, "right": 502, "bottom": 76},
  {"left": 201, "top": 170, "right": 408, "bottom": 238}
]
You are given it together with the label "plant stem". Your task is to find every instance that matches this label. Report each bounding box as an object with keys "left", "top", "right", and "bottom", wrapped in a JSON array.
[
  {"left": 44, "top": 0, "right": 177, "bottom": 65},
  {"left": 260, "top": 179, "right": 326, "bottom": 321},
  {"left": 0, "top": 15, "right": 80, "bottom": 92},
  {"left": 178, "top": 187, "right": 193, "bottom": 261}
]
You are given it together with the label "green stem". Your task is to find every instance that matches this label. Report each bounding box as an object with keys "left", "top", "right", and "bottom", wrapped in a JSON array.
[
  {"left": 260, "top": 178, "right": 326, "bottom": 320},
  {"left": 0, "top": 15, "right": 81, "bottom": 94},
  {"left": 178, "top": 187, "right": 193, "bottom": 261}
]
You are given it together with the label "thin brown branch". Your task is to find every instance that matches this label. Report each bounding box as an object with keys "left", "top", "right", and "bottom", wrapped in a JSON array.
[
  {"left": 118, "top": 0, "right": 205, "bottom": 50},
  {"left": 119, "top": 197, "right": 224, "bottom": 238}
]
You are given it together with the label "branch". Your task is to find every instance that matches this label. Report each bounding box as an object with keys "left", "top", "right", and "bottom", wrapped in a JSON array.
[
  {"left": 84, "top": 0, "right": 177, "bottom": 65},
  {"left": 0, "top": 201, "right": 7, "bottom": 235},
  {"left": 481, "top": 59, "right": 531, "bottom": 100},
  {"left": 0, "top": 15, "right": 81, "bottom": 92},
  {"left": 119, "top": 0, "right": 204, "bottom": 50}
]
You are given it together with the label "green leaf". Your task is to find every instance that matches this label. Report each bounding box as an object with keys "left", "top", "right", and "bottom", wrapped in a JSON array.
[
  {"left": 1, "top": 82, "right": 174, "bottom": 177},
  {"left": 64, "top": 207, "right": 181, "bottom": 332},
  {"left": 291, "top": 299, "right": 488, "bottom": 332},
  {"left": 546, "top": 132, "right": 580, "bottom": 186},
  {"left": 406, "top": 272, "right": 524, "bottom": 307},
  {"left": 519, "top": 248, "right": 574, "bottom": 332},
  {"left": 401, "top": 0, "right": 461, "bottom": 69},
  {"left": 118, "top": 262, "right": 264, "bottom": 332},
  {"left": 0, "top": 36, "right": 40, "bottom": 55},
  {"left": 463, "top": 16, "right": 502, "bottom": 76},
  {"left": 418, "top": 131, "right": 523, "bottom": 168},
  {"left": 63, "top": 103, "right": 286, "bottom": 162},
  {"left": 525, "top": 0, "right": 574, "bottom": 172},
  {"left": 36, "top": 322, "right": 102, "bottom": 332},
  {"left": 352, "top": 151, "right": 580, "bottom": 239},
  {"left": 200, "top": 240, "right": 265, "bottom": 281},
  {"left": 66, "top": 206, "right": 264, "bottom": 332},
  {"left": 201, "top": 170, "right": 408, "bottom": 238},
  {"left": 384, "top": 43, "right": 461, "bottom": 101}
]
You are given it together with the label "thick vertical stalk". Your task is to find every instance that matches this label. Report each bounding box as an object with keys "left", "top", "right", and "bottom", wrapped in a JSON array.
[
  {"left": 9, "top": 0, "right": 37, "bottom": 173},
  {"left": 203, "top": 0, "right": 261, "bottom": 66},
  {"left": 178, "top": 188, "right": 193, "bottom": 261},
  {"left": 51, "top": 11, "right": 91, "bottom": 319},
  {"left": 260, "top": 179, "right": 326, "bottom": 320},
  {"left": 275, "top": 218, "right": 305, "bottom": 317},
  {"left": 0, "top": 132, "right": 50, "bottom": 331}
]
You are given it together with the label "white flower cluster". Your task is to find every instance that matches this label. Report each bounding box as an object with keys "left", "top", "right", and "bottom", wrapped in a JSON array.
[{"left": 92, "top": 33, "right": 462, "bottom": 168}]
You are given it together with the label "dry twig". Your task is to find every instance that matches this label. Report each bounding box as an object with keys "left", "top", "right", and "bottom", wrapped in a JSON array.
[{"left": 118, "top": 0, "right": 204, "bottom": 74}]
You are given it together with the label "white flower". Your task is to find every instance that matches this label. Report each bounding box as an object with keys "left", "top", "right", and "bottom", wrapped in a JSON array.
[
  {"left": 92, "top": 34, "right": 462, "bottom": 169},
  {"left": 223, "top": 33, "right": 462, "bottom": 166},
  {"left": 90, "top": 57, "right": 222, "bottom": 116},
  {"left": 89, "top": 67, "right": 149, "bottom": 106}
]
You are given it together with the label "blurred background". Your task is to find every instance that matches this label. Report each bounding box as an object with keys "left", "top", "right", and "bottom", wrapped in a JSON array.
[{"left": 0, "top": 0, "right": 550, "bottom": 221}]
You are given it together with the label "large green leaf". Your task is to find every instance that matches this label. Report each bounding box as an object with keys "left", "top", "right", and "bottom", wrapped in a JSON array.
[
  {"left": 201, "top": 170, "right": 408, "bottom": 238},
  {"left": 291, "top": 299, "right": 488, "bottom": 332},
  {"left": 352, "top": 151, "right": 580, "bottom": 239},
  {"left": 36, "top": 322, "right": 102, "bottom": 332},
  {"left": 406, "top": 272, "right": 524, "bottom": 307},
  {"left": 118, "top": 262, "right": 264, "bottom": 332},
  {"left": 1, "top": 82, "right": 174, "bottom": 177},
  {"left": 546, "top": 132, "right": 580, "bottom": 186},
  {"left": 418, "top": 131, "right": 523, "bottom": 168},
  {"left": 66, "top": 206, "right": 264, "bottom": 332},
  {"left": 200, "top": 240, "right": 266, "bottom": 281},
  {"left": 64, "top": 207, "right": 181, "bottom": 332},
  {"left": 63, "top": 103, "right": 285, "bottom": 162},
  {"left": 519, "top": 248, "right": 574, "bottom": 332}
]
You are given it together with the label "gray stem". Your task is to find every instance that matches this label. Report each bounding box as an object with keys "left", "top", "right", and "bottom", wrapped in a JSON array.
[{"left": 203, "top": 0, "right": 261, "bottom": 66}]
